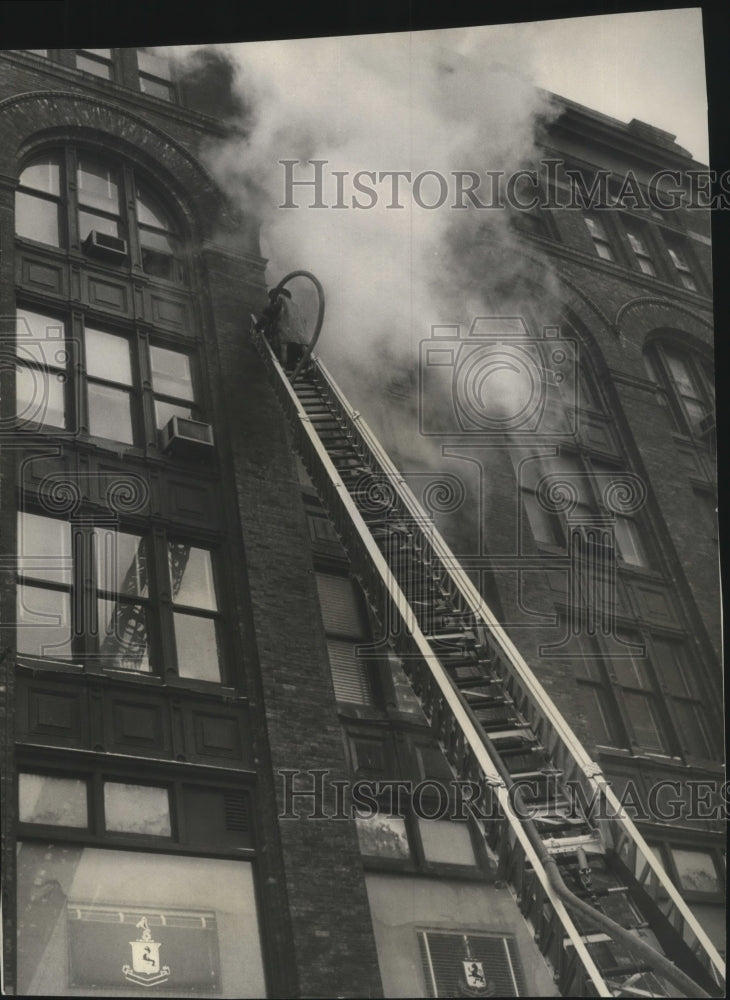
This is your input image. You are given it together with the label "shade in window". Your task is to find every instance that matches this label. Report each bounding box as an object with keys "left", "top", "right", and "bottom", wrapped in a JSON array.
[
  {"left": 84, "top": 326, "right": 134, "bottom": 443},
  {"left": 418, "top": 931, "right": 526, "bottom": 997},
  {"left": 169, "top": 543, "right": 222, "bottom": 682},
  {"left": 663, "top": 235, "right": 698, "bottom": 290},
  {"left": 671, "top": 849, "right": 721, "bottom": 894},
  {"left": 584, "top": 212, "right": 614, "bottom": 260},
  {"left": 104, "top": 782, "right": 171, "bottom": 836},
  {"left": 15, "top": 307, "right": 67, "bottom": 429},
  {"left": 150, "top": 345, "right": 197, "bottom": 428},
  {"left": 15, "top": 845, "right": 266, "bottom": 997},
  {"left": 625, "top": 227, "right": 657, "bottom": 275},
  {"left": 16, "top": 512, "right": 73, "bottom": 661},
  {"left": 138, "top": 48, "right": 174, "bottom": 101},
  {"left": 75, "top": 48, "right": 112, "bottom": 79},
  {"left": 15, "top": 155, "right": 62, "bottom": 246},
  {"left": 77, "top": 155, "right": 121, "bottom": 241},
  {"left": 136, "top": 186, "right": 184, "bottom": 281},
  {"left": 315, "top": 572, "right": 375, "bottom": 705},
  {"left": 355, "top": 813, "right": 410, "bottom": 859},
  {"left": 19, "top": 773, "right": 88, "bottom": 828}
]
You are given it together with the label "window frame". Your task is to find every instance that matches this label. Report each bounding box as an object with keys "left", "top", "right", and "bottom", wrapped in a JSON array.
[
  {"left": 16, "top": 506, "right": 229, "bottom": 688},
  {"left": 14, "top": 302, "right": 205, "bottom": 453},
  {"left": 564, "top": 622, "right": 717, "bottom": 761},
  {"left": 15, "top": 145, "right": 190, "bottom": 286},
  {"left": 645, "top": 341, "right": 715, "bottom": 444}
]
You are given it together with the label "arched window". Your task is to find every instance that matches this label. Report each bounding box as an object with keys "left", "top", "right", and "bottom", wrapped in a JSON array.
[
  {"left": 16, "top": 147, "right": 187, "bottom": 284},
  {"left": 644, "top": 340, "right": 715, "bottom": 442}
]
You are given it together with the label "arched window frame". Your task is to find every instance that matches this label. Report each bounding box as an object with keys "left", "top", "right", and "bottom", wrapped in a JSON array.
[
  {"left": 15, "top": 144, "right": 189, "bottom": 285},
  {"left": 644, "top": 338, "right": 715, "bottom": 444}
]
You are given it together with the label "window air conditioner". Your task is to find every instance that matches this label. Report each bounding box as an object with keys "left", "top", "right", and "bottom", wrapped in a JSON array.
[
  {"left": 160, "top": 415, "right": 215, "bottom": 459},
  {"left": 82, "top": 230, "right": 128, "bottom": 262}
]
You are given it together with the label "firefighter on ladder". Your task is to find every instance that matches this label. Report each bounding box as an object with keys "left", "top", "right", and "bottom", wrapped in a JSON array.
[{"left": 259, "top": 286, "right": 309, "bottom": 372}]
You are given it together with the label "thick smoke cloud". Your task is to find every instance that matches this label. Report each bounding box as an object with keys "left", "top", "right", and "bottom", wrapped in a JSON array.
[{"left": 168, "top": 29, "right": 560, "bottom": 433}]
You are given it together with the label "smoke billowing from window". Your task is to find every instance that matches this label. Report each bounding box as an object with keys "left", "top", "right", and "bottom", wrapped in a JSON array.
[{"left": 166, "top": 30, "right": 561, "bottom": 432}]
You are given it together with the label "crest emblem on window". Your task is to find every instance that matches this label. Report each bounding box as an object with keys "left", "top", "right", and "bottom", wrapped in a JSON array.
[
  {"left": 122, "top": 916, "right": 171, "bottom": 987},
  {"left": 459, "top": 960, "right": 496, "bottom": 997}
]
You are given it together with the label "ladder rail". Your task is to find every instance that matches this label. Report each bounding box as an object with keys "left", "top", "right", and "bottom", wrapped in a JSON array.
[
  {"left": 255, "top": 330, "right": 612, "bottom": 996},
  {"left": 312, "top": 352, "right": 725, "bottom": 986},
  {"left": 253, "top": 325, "right": 725, "bottom": 992}
]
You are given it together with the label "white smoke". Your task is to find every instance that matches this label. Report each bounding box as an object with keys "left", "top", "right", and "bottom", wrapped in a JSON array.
[{"left": 167, "top": 28, "right": 559, "bottom": 429}]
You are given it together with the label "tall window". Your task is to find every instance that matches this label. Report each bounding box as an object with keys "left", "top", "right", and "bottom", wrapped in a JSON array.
[
  {"left": 514, "top": 451, "right": 648, "bottom": 567},
  {"left": 16, "top": 510, "right": 225, "bottom": 684},
  {"left": 137, "top": 48, "right": 174, "bottom": 101},
  {"left": 644, "top": 341, "right": 715, "bottom": 441},
  {"left": 315, "top": 572, "right": 376, "bottom": 705},
  {"left": 75, "top": 48, "right": 113, "bottom": 79},
  {"left": 16, "top": 147, "right": 187, "bottom": 283},
  {"left": 84, "top": 326, "right": 135, "bottom": 443},
  {"left": 624, "top": 225, "right": 657, "bottom": 275},
  {"left": 77, "top": 155, "right": 121, "bottom": 240},
  {"left": 583, "top": 212, "right": 614, "bottom": 260},
  {"left": 662, "top": 234, "right": 698, "bottom": 291},
  {"left": 15, "top": 155, "right": 62, "bottom": 246},
  {"left": 564, "top": 627, "right": 714, "bottom": 759},
  {"left": 14, "top": 307, "right": 203, "bottom": 448}
]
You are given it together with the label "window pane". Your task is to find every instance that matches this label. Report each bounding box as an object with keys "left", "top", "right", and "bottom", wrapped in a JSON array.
[
  {"left": 79, "top": 209, "right": 120, "bottom": 241},
  {"left": 16, "top": 307, "right": 65, "bottom": 354},
  {"left": 173, "top": 613, "right": 221, "bottom": 682},
  {"left": 76, "top": 52, "right": 111, "bottom": 78},
  {"left": 637, "top": 256, "right": 656, "bottom": 276},
  {"left": 578, "top": 683, "right": 617, "bottom": 745},
  {"left": 104, "top": 783, "right": 171, "bottom": 836},
  {"left": 150, "top": 346, "right": 194, "bottom": 400},
  {"left": 418, "top": 820, "right": 477, "bottom": 865},
  {"left": 16, "top": 364, "right": 66, "bottom": 429},
  {"left": 19, "top": 774, "right": 88, "bottom": 827},
  {"left": 355, "top": 814, "right": 410, "bottom": 858},
  {"left": 169, "top": 545, "right": 217, "bottom": 609},
  {"left": 85, "top": 328, "right": 132, "bottom": 384},
  {"left": 87, "top": 383, "right": 133, "bottom": 443},
  {"left": 623, "top": 692, "right": 667, "bottom": 752},
  {"left": 140, "top": 75, "right": 173, "bottom": 101},
  {"left": 94, "top": 529, "right": 148, "bottom": 597},
  {"left": 18, "top": 512, "right": 71, "bottom": 584},
  {"left": 315, "top": 573, "right": 363, "bottom": 636},
  {"left": 16, "top": 583, "right": 72, "bottom": 659},
  {"left": 671, "top": 701, "right": 712, "bottom": 758},
  {"left": 16, "top": 845, "right": 267, "bottom": 997},
  {"left": 138, "top": 49, "right": 172, "bottom": 80},
  {"left": 672, "top": 849, "right": 720, "bottom": 894},
  {"left": 77, "top": 157, "right": 119, "bottom": 214},
  {"left": 651, "top": 638, "right": 695, "bottom": 697},
  {"left": 326, "top": 639, "right": 373, "bottom": 704},
  {"left": 136, "top": 188, "right": 172, "bottom": 230},
  {"left": 15, "top": 191, "right": 60, "bottom": 245},
  {"left": 98, "top": 598, "right": 151, "bottom": 672},
  {"left": 614, "top": 516, "right": 646, "bottom": 566},
  {"left": 523, "top": 491, "right": 564, "bottom": 546},
  {"left": 19, "top": 158, "right": 60, "bottom": 195},
  {"left": 155, "top": 398, "right": 193, "bottom": 429},
  {"left": 595, "top": 241, "right": 614, "bottom": 260}
]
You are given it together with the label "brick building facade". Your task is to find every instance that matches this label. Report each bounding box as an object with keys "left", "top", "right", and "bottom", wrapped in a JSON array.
[{"left": 0, "top": 43, "right": 723, "bottom": 998}]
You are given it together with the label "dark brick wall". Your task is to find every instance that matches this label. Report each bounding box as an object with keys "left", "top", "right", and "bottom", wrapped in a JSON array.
[
  {"left": 0, "top": 54, "right": 383, "bottom": 998},
  {"left": 205, "top": 249, "right": 382, "bottom": 997}
]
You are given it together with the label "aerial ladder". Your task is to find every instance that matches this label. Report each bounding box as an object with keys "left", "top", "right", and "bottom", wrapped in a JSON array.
[{"left": 253, "top": 273, "right": 726, "bottom": 999}]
